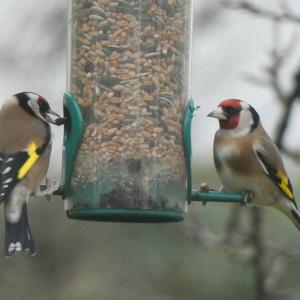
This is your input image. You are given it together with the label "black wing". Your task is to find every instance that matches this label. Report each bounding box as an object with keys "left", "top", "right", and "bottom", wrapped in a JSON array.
[
  {"left": 255, "top": 149, "right": 295, "bottom": 203},
  {"left": 0, "top": 151, "right": 30, "bottom": 202}
]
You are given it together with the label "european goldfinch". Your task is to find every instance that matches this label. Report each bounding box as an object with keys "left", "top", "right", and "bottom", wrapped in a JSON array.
[
  {"left": 0, "top": 92, "right": 65, "bottom": 256},
  {"left": 208, "top": 98, "right": 300, "bottom": 231}
]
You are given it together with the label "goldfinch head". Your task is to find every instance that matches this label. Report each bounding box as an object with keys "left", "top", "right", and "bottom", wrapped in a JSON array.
[
  {"left": 208, "top": 99, "right": 259, "bottom": 136},
  {"left": 15, "top": 92, "right": 65, "bottom": 126}
]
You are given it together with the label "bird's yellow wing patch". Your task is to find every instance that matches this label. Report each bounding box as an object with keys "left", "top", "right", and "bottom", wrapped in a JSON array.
[
  {"left": 276, "top": 170, "right": 294, "bottom": 200},
  {"left": 17, "top": 142, "right": 39, "bottom": 179}
]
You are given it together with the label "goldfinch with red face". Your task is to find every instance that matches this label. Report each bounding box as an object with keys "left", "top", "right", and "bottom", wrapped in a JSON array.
[
  {"left": 208, "top": 99, "right": 300, "bottom": 231},
  {"left": 0, "top": 92, "right": 65, "bottom": 256}
]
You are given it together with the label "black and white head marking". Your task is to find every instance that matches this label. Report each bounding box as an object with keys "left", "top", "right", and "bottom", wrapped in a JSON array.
[
  {"left": 15, "top": 92, "right": 65, "bottom": 127},
  {"left": 238, "top": 101, "right": 260, "bottom": 133},
  {"left": 15, "top": 92, "right": 50, "bottom": 123},
  {"left": 249, "top": 105, "right": 259, "bottom": 132}
]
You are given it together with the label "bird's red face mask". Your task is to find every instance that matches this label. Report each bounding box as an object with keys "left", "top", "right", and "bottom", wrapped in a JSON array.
[{"left": 208, "top": 99, "right": 242, "bottom": 130}]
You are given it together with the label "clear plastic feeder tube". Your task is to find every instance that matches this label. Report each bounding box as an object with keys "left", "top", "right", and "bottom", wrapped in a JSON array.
[{"left": 66, "top": 0, "right": 192, "bottom": 219}]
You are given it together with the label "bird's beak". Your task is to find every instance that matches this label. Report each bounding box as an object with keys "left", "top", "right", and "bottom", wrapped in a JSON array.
[
  {"left": 45, "top": 110, "right": 66, "bottom": 126},
  {"left": 207, "top": 107, "right": 227, "bottom": 120}
]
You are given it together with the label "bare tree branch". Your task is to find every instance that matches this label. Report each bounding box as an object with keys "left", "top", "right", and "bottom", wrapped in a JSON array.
[
  {"left": 275, "top": 69, "right": 300, "bottom": 149},
  {"left": 249, "top": 208, "right": 267, "bottom": 300},
  {"left": 240, "top": 18, "right": 300, "bottom": 161},
  {"left": 181, "top": 204, "right": 300, "bottom": 300},
  {"left": 220, "top": 205, "right": 243, "bottom": 245},
  {"left": 221, "top": 0, "right": 300, "bottom": 24}
]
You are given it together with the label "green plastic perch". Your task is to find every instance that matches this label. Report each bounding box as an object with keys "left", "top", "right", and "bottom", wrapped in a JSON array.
[{"left": 191, "top": 190, "right": 243, "bottom": 203}]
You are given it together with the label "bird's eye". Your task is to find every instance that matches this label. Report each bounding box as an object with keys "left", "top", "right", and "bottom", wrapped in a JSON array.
[
  {"left": 222, "top": 106, "right": 241, "bottom": 116},
  {"left": 38, "top": 99, "right": 50, "bottom": 116}
]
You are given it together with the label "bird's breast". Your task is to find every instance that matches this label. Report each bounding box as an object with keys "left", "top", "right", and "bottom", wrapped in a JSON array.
[
  {"left": 215, "top": 143, "right": 241, "bottom": 160},
  {"left": 213, "top": 138, "right": 273, "bottom": 205}
]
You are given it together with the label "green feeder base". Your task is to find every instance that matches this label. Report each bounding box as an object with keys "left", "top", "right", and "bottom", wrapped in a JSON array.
[{"left": 67, "top": 208, "right": 184, "bottom": 223}]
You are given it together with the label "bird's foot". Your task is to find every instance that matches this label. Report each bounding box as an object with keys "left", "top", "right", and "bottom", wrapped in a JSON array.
[
  {"left": 35, "top": 178, "right": 60, "bottom": 201},
  {"left": 198, "top": 183, "right": 209, "bottom": 206},
  {"left": 199, "top": 182, "right": 210, "bottom": 193},
  {"left": 217, "top": 186, "right": 225, "bottom": 192},
  {"left": 198, "top": 183, "right": 223, "bottom": 193},
  {"left": 241, "top": 190, "right": 254, "bottom": 206},
  {"left": 198, "top": 183, "right": 221, "bottom": 206}
]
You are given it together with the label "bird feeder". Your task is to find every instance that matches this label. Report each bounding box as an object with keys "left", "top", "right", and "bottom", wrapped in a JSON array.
[{"left": 59, "top": 0, "right": 243, "bottom": 223}]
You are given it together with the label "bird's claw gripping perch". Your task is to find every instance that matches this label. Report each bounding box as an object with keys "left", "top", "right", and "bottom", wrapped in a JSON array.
[
  {"left": 198, "top": 183, "right": 222, "bottom": 205},
  {"left": 241, "top": 190, "right": 254, "bottom": 206},
  {"left": 199, "top": 182, "right": 210, "bottom": 193},
  {"left": 198, "top": 183, "right": 210, "bottom": 205},
  {"left": 35, "top": 178, "right": 60, "bottom": 201}
]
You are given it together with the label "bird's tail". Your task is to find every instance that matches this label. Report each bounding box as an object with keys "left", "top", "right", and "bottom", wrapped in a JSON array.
[
  {"left": 278, "top": 201, "right": 300, "bottom": 231},
  {"left": 4, "top": 203, "right": 36, "bottom": 257}
]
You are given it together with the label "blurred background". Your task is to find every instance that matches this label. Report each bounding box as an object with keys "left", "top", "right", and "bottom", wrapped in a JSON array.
[{"left": 1, "top": 0, "right": 300, "bottom": 299}]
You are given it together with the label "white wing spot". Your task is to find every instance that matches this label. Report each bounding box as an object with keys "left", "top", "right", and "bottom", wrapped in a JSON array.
[
  {"left": 2, "top": 185, "right": 8, "bottom": 189},
  {"left": 3, "top": 178, "right": 13, "bottom": 184},
  {"left": 6, "top": 158, "right": 14, "bottom": 163},
  {"left": 0, "top": 193, "right": 5, "bottom": 196},
  {"left": 2, "top": 167, "right": 11, "bottom": 174}
]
